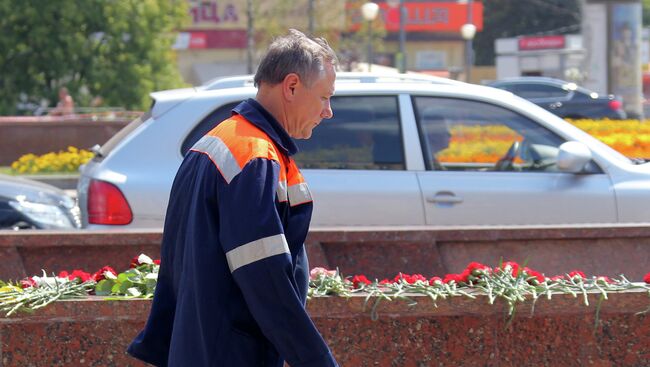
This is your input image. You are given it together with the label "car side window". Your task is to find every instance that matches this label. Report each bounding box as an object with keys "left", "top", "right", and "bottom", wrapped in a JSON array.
[
  {"left": 414, "top": 97, "right": 587, "bottom": 173},
  {"left": 294, "top": 96, "right": 404, "bottom": 170},
  {"left": 181, "top": 101, "right": 241, "bottom": 156},
  {"left": 513, "top": 84, "right": 568, "bottom": 99}
]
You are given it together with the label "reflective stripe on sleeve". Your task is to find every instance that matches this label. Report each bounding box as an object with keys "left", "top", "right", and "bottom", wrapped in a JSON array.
[
  {"left": 226, "top": 234, "right": 290, "bottom": 272},
  {"left": 191, "top": 135, "right": 242, "bottom": 183},
  {"left": 288, "top": 183, "right": 312, "bottom": 206},
  {"left": 276, "top": 180, "right": 288, "bottom": 202}
]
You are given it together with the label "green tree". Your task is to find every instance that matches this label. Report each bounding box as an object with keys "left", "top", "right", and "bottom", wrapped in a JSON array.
[
  {"left": 251, "top": 0, "right": 348, "bottom": 61},
  {"left": 474, "top": 0, "right": 581, "bottom": 65},
  {"left": 0, "top": 0, "right": 189, "bottom": 115}
]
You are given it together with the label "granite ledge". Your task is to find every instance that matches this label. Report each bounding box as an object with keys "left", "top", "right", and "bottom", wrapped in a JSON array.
[{"left": 3, "top": 223, "right": 650, "bottom": 249}]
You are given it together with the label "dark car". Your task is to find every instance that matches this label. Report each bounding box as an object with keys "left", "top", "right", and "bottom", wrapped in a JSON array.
[
  {"left": 0, "top": 174, "right": 80, "bottom": 230},
  {"left": 488, "top": 77, "right": 626, "bottom": 120}
]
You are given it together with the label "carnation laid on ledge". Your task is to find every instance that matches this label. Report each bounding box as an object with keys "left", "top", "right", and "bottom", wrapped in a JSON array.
[{"left": 1, "top": 254, "right": 650, "bottom": 320}]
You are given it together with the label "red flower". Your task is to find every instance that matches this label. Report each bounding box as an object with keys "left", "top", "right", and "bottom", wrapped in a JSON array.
[
  {"left": 500, "top": 261, "right": 520, "bottom": 277},
  {"left": 550, "top": 275, "right": 565, "bottom": 282},
  {"left": 58, "top": 270, "right": 69, "bottom": 279},
  {"left": 91, "top": 266, "right": 117, "bottom": 282},
  {"left": 523, "top": 267, "right": 545, "bottom": 284},
  {"left": 643, "top": 272, "right": 650, "bottom": 284},
  {"left": 466, "top": 262, "right": 491, "bottom": 274},
  {"left": 68, "top": 270, "right": 91, "bottom": 283},
  {"left": 351, "top": 275, "right": 371, "bottom": 288},
  {"left": 443, "top": 273, "right": 463, "bottom": 284},
  {"left": 20, "top": 277, "right": 36, "bottom": 289},
  {"left": 393, "top": 273, "right": 427, "bottom": 284},
  {"left": 153, "top": 259, "right": 161, "bottom": 265},
  {"left": 129, "top": 256, "right": 140, "bottom": 268},
  {"left": 428, "top": 276, "right": 442, "bottom": 285},
  {"left": 379, "top": 278, "right": 391, "bottom": 285},
  {"left": 568, "top": 270, "right": 586, "bottom": 279},
  {"left": 409, "top": 274, "right": 427, "bottom": 284}
]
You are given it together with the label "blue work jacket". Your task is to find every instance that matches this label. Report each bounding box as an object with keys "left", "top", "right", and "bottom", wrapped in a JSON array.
[{"left": 127, "top": 99, "right": 338, "bottom": 367}]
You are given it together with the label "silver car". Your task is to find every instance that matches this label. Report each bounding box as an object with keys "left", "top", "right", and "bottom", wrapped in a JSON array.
[
  {"left": 78, "top": 73, "right": 650, "bottom": 229},
  {"left": 0, "top": 174, "right": 80, "bottom": 230}
]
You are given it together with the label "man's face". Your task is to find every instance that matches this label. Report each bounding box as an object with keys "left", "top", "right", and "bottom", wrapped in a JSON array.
[{"left": 288, "top": 62, "right": 336, "bottom": 139}]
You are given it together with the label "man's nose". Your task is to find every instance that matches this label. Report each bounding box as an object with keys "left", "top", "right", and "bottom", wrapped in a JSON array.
[{"left": 321, "top": 102, "right": 333, "bottom": 119}]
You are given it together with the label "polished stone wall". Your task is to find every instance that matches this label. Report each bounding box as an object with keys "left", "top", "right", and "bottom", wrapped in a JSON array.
[
  {"left": 2, "top": 225, "right": 650, "bottom": 281},
  {"left": 0, "top": 292, "right": 648, "bottom": 366}
]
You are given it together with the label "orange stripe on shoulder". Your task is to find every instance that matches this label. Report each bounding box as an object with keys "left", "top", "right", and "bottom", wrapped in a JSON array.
[{"left": 207, "top": 114, "right": 283, "bottom": 172}]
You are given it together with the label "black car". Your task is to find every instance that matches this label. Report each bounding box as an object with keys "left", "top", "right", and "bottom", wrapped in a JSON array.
[
  {"left": 0, "top": 174, "right": 80, "bottom": 230},
  {"left": 488, "top": 77, "right": 627, "bottom": 120}
]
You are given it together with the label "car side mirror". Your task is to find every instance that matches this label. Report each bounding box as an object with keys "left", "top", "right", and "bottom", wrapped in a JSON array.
[{"left": 556, "top": 141, "right": 592, "bottom": 173}]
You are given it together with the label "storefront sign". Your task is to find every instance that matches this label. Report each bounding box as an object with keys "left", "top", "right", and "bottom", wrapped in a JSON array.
[
  {"left": 173, "top": 30, "right": 246, "bottom": 49},
  {"left": 188, "top": 1, "right": 243, "bottom": 29},
  {"left": 347, "top": 2, "right": 483, "bottom": 32},
  {"left": 518, "top": 36, "right": 566, "bottom": 51}
]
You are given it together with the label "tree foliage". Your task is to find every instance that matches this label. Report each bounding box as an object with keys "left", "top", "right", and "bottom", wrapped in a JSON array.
[
  {"left": 252, "top": 0, "right": 349, "bottom": 59},
  {"left": 0, "top": 0, "right": 189, "bottom": 115},
  {"left": 474, "top": 0, "right": 581, "bottom": 66}
]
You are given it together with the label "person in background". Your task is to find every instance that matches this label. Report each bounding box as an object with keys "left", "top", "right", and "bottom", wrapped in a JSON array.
[
  {"left": 127, "top": 29, "right": 339, "bottom": 367},
  {"left": 49, "top": 87, "right": 75, "bottom": 116}
]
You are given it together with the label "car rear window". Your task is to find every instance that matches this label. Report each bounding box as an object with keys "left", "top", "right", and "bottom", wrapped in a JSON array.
[
  {"left": 294, "top": 96, "right": 404, "bottom": 170},
  {"left": 95, "top": 110, "right": 152, "bottom": 159},
  {"left": 180, "top": 101, "right": 241, "bottom": 156}
]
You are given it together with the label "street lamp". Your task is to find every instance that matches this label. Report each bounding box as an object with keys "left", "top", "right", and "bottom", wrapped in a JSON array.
[
  {"left": 461, "top": 23, "right": 476, "bottom": 83},
  {"left": 387, "top": 0, "right": 406, "bottom": 73},
  {"left": 361, "top": 2, "right": 379, "bottom": 72},
  {"left": 246, "top": 0, "right": 254, "bottom": 74},
  {"left": 459, "top": 0, "right": 476, "bottom": 83}
]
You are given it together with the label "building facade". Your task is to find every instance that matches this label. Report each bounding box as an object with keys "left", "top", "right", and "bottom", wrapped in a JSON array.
[{"left": 174, "top": 0, "right": 483, "bottom": 85}]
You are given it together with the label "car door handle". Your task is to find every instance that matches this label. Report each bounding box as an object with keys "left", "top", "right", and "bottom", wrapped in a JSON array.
[
  {"left": 427, "top": 192, "right": 464, "bottom": 204},
  {"left": 549, "top": 102, "right": 562, "bottom": 109}
]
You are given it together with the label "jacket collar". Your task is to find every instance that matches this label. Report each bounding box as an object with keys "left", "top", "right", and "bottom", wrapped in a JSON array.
[{"left": 232, "top": 98, "right": 298, "bottom": 156}]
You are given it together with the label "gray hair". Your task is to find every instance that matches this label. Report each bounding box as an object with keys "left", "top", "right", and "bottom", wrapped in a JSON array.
[{"left": 254, "top": 29, "right": 338, "bottom": 88}]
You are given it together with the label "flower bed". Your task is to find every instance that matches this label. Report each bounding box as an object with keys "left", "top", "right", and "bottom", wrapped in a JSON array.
[
  {"left": 435, "top": 119, "right": 650, "bottom": 163},
  {"left": 9, "top": 146, "right": 93, "bottom": 174}
]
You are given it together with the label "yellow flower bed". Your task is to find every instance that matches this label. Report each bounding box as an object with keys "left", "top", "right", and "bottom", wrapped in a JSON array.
[
  {"left": 436, "top": 119, "right": 650, "bottom": 163},
  {"left": 10, "top": 146, "right": 94, "bottom": 174},
  {"left": 570, "top": 119, "right": 650, "bottom": 158}
]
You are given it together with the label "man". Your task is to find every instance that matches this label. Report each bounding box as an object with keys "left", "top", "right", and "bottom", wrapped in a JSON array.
[
  {"left": 127, "top": 29, "right": 338, "bottom": 367},
  {"left": 49, "top": 87, "right": 75, "bottom": 116}
]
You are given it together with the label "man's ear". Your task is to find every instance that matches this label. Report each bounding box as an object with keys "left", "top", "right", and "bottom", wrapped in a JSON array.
[{"left": 282, "top": 73, "right": 300, "bottom": 100}]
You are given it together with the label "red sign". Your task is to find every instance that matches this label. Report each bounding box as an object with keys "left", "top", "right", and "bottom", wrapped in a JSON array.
[
  {"left": 347, "top": 2, "right": 483, "bottom": 33},
  {"left": 518, "top": 36, "right": 566, "bottom": 51},
  {"left": 177, "top": 30, "right": 247, "bottom": 49},
  {"left": 189, "top": 33, "right": 207, "bottom": 49}
]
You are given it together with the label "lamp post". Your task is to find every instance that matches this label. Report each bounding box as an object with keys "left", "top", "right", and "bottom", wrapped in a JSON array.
[
  {"left": 387, "top": 0, "right": 406, "bottom": 73},
  {"left": 460, "top": 0, "right": 476, "bottom": 83},
  {"left": 361, "top": 2, "right": 379, "bottom": 72},
  {"left": 308, "top": 0, "right": 314, "bottom": 34},
  {"left": 246, "top": 0, "right": 254, "bottom": 74}
]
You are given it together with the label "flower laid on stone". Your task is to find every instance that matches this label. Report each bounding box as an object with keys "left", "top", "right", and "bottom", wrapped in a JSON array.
[
  {"left": 0, "top": 254, "right": 159, "bottom": 316},
  {"left": 309, "top": 261, "right": 650, "bottom": 321},
  {"left": 1, "top": 255, "right": 649, "bottom": 321}
]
